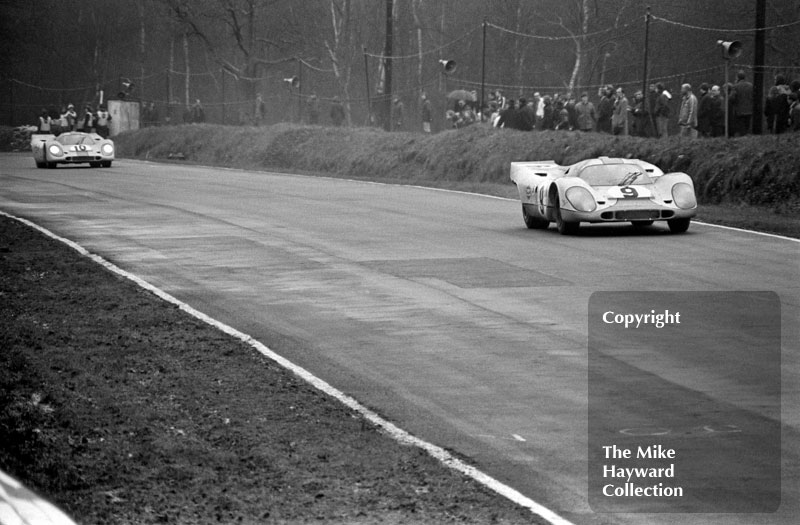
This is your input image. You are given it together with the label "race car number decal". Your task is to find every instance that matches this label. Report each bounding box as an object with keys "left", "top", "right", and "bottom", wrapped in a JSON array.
[{"left": 607, "top": 186, "right": 651, "bottom": 199}]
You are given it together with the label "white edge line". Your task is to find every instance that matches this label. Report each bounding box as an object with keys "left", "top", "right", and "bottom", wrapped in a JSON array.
[
  {"left": 129, "top": 158, "right": 800, "bottom": 242},
  {"left": 0, "top": 210, "right": 575, "bottom": 525}
]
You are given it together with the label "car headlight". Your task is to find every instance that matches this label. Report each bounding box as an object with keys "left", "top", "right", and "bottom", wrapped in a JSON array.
[
  {"left": 671, "top": 182, "right": 696, "bottom": 209},
  {"left": 565, "top": 186, "right": 597, "bottom": 212},
  {"left": 48, "top": 144, "right": 63, "bottom": 157},
  {"left": 102, "top": 143, "right": 114, "bottom": 155}
]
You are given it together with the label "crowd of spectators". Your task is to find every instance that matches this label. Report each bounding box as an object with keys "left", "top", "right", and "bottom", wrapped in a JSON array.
[
  {"left": 37, "top": 69, "right": 797, "bottom": 137},
  {"left": 447, "top": 70, "right": 800, "bottom": 137},
  {"left": 36, "top": 103, "right": 112, "bottom": 138}
]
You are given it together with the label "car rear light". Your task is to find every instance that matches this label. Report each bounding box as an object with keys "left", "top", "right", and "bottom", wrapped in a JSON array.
[
  {"left": 671, "top": 183, "right": 696, "bottom": 209},
  {"left": 48, "top": 144, "right": 63, "bottom": 157},
  {"left": 566, "top": 187, "right": 597, "bottom": 212},
  {"left": 102, "top": 144, "right": 114, "bottom": 155}
]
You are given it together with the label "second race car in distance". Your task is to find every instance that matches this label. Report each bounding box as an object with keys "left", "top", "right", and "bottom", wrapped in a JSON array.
[
  {"left": 510, "top": 156, "right": 697, "bottom": 234},
  {"left": 31, "top": 131, "right": 114, "bottom": 169}
]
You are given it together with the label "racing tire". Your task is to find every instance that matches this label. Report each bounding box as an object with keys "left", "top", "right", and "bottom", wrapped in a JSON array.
[
  {"left": 554, "top": 195, "right": 580, "bottom": 235},
  {"left": 35, "top": 160, "right": 45, "bottom": 169},
  {"left": 631, "top": 220, "right": 654, "bottom": 228},
  {"left": 46, "top": 162, "right": 56, "bottom": 169},
  {"left": 101, "top": 161, "right": 112, "bottom": 168},
  {"left": 522, "top": 205, "right": 549, "bottom": 229},
  {"left": 90, "top": 162, "right": 101, "bottom": 168},
  {"left": 667, "top": 218, "right": 691, "bottom": 233}
]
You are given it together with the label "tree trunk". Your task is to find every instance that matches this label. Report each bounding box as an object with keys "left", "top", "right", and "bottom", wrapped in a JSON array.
[
  {"left": 183, "top": 32, "right": 190, "bottom": 107},
  {"left": 567, "top": 0, "right": 590, "bottom": 94}
]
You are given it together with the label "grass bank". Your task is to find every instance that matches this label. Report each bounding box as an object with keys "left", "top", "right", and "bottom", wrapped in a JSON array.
[
  {"left": 0, "top": 215, "right": 541, "bottom": 524},
  {"left": 114, "top": 123, "right": 800, "bottom": 238}
]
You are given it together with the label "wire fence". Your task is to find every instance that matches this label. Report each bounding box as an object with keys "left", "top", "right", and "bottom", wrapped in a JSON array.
[{"left": 3, "top": 12, "right": 799, "bottom": 134}]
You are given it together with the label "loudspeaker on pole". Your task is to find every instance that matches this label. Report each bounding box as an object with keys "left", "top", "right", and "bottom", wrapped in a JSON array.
[
  {"left": 438, "top": 59, "right": 456, "bottom": 74},
  {"left": 717, "top": 40, "right": 742, "bottom": 60}
]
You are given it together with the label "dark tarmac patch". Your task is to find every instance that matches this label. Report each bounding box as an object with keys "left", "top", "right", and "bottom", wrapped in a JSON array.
[{"left": 362, "top": 257, "right": 570, "bottom": 288}]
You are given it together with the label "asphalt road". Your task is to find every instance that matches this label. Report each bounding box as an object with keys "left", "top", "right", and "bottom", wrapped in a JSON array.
[{"left": 1, "top": 153, "right": 798, "bottom": 525}]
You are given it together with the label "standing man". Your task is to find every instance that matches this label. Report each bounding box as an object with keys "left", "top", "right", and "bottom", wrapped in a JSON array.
[
  {"left": 696, "top": 84, "right": 712, "bottom": 137},
  {"left": 191, "top": 99, "right": 205, "bottom": 123},
  {"left": 575, "top": 92, "right": 596, "bottom": 132},
  {"left": 254, "top": 93, "right": 266, "bottom": 126},
  {"left": 391, "top": 96, "right": 404, "bottom": 131},
  {"left": 709, "top": 85, "right": 726, "bottom": 137},
  {"left": 612, "top": 86, "right": 629, "bottom": 135},
  {"left": 630, "top": 91, "right": 648, "bottom": 137},
  {"left": 678, "top": 83, "right": 698, "bottom": 139},
  {"left": 95, "top": 104, "right": 111, "bottom": 138},
  {"left": 420, "top": 92, "right": 432, "bottom": 133},
  {"left": 330, "top": 96, "right": 346, "bottom": 127},
  {"left": 730, "top": 70, "right": 753, "bottom": 135},
  {"left": 654, "top": 83, "right": 671, "bottom": 138},
  {"left": 597, "top": 85, "right": 614, "bottom": 133}
]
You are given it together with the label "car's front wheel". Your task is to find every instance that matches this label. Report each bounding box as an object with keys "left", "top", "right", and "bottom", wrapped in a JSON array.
[
  {"left": 90, "top": 162, "right": 101, "bottom": 168},
  {"left": 522, "top": 205, "right": 549, "bottom": 229},
  {"left": 101, "top": 161, "right": 112, "bottom": 167},
  {"left": 667, "top": 218, "right": 691, "bottom": 233},
  {"left": 631, "top": 220, "right": 654, "bottom": 228},
  {"left": 554, "top": 195, "right": 580, "bottom": 235}
]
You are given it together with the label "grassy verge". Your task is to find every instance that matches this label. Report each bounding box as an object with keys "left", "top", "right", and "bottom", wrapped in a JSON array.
[
  {"left": 0, "top": 215, "right": 541, "bottom": 524},
  {"left": 113, "top": 123, "right": 800, "bottom": 238}
]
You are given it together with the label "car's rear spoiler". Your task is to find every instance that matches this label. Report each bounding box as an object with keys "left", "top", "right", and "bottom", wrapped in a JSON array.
[
  {"left": 510, "top": 161, "right": 564, "bottom": 180},
  {"left": 30, "top": 133, "right": 55, "bottom": 144}
]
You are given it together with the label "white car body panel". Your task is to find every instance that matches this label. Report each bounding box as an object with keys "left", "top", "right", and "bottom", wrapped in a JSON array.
[{"left": 510, "top": 157, "right": 696, "bottom": 234}]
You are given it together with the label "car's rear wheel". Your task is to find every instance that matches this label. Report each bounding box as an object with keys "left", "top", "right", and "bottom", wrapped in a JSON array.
[
  {"left": 522, "top": 205, "right": 549, "bottom": 229},
  {"left": 631, "top": 220, "right": 654, "bottom": 228},
  {"left": 667, "top": 218, "right": 691, "bottom": 233},
  {"left": 554, "top": 195, "right": 580, "bottom": 235}
]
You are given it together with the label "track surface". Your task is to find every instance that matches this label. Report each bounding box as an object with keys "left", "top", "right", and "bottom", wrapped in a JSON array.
[{"left": 1, "top": 154, "right": 798, "bottom": 525}]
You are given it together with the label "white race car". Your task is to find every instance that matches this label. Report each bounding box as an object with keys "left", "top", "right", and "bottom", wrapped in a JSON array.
[
  {"left": 31, "top": 132, "right": 114, "bottom": 169},
  {"left": 510, "top": 156, "right": 697, "bottom": 234}
]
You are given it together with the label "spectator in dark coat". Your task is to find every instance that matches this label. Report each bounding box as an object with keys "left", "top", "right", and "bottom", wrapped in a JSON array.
[
  {"left": 769, "top": 74, "right": 791, "bottom": 134},
  {"left": 789, "top": 92, "right": 800, "bottom": 132},
  {"left": 630, "top": 91, "right": 648, "bottom": 137},
  {"left": 709, "top": 85, "right": 725, "bottom": 137},
  {"left": 696, "top": 83, "right": 712, "bottom": 137},
  {"left": 497, "top": 98, "right": 519, "bottom": 129},
  {"left": 575, "top": 92, "right": 596, "bottom": 132},
  {"left": 518, "top": 98, "right": 535, "bottom": 131},
  {"left": 597, "top": 85, "right": 614, "bottom": 133},
  {"left": 730, "top": 70, "right": 753, "bottom": 135},
  {"left": 330, "top": 97, "right": 346, "bottom": 127},
  {"left": 419, "top": 93, "right": 431, "bottom": 133}
]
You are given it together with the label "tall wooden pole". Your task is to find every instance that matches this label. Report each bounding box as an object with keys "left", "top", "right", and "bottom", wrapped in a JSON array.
[
  {"left": 641, "top": 7, "right": 651, "bottom": 104},
  {"left": 363, "top": 47, "right": 372, "bottom": 126},
  {"left": 480, "top": 19, "right": 487, "bottom": 119},
  {"left": 724, "top": 60, "right": 730, "bottom": 139},
  {"left": 383, "top": 0, "right": 393, "bottom": 131},
  {"left": 297, "top": 59, "right": 303, "bottom": 123},
  {"left": 752, "top": 0, "right": 766, "bottom": 134}
]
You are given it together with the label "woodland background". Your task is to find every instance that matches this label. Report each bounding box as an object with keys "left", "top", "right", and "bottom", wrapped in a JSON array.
[{"left": 1, "top": 0, "right": 799, "bottom": 131}]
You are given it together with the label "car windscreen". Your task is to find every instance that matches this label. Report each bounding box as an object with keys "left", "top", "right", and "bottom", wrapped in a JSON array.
[
  {"left": 577, "top": 164, "right": 653, "bottom": 186},
  {"left": 56, "top": 134, "right": 96, "bottom": 146}
]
